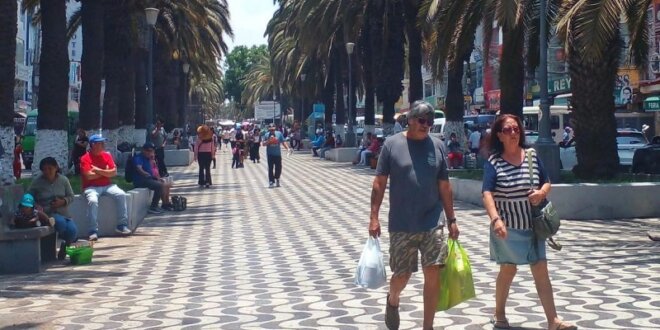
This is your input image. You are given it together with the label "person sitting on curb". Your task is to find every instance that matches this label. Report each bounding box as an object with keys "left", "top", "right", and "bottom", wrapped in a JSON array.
[
  {"left": 311, "top": 132, "right": 326, "bottom": 157},
  {"left": 132, "top": 142, "right": 173, "bottom": 214},
  {"left": 28, "top": 157, "right": 79, "bottom": 260},
  {"left": 148, "top": 146, "right": 174, "bottom": 209},
  {"left": 319, "top": 132, "right": 335, "bottom": 159},
  {"left": 357, "top": 135, "right": 381, "bottom": 166},
  {"left": 353, "top": 132, "right": 373, "bottom": 165},
  {"left": 80, "top": 134, "right": 131, "bottom": 241}
]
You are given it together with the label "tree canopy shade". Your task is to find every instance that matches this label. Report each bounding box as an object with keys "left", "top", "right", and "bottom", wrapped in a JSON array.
[{"left": 223, "top": 45, "right": 269, "bottom": 106}]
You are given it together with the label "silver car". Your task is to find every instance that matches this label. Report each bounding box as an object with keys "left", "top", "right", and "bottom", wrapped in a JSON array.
[{"left": 616, "top": 130, "right": 648, "bottom": 166}]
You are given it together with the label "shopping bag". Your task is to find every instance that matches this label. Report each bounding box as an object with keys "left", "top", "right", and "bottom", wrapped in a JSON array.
[
  {"left": 437, "top": 239, "right": 476, "bottom": 311},
  {"left": 354, "top": 237, "right": 387, "bottom": 289}
]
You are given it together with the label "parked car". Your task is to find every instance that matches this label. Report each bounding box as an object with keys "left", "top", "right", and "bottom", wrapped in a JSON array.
[
  {"left": 551, "top": 130, "right": 648, "bottom": 170},
  {"left": 632, "top": 136, "right": 660, "bottom": 174},
  {"left": 616, "top": 129, "right": 648, "bottom": 166}
]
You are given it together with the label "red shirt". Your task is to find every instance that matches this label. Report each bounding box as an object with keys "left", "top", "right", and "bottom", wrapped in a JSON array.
[{"left": 80, "top": 151, "right": 116, "bottom": 189}]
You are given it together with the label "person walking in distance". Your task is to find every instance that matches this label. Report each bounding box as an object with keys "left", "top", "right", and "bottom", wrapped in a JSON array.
[
  {"left": 194, "top": 125, "right": 215, "bottom": 188},
  {"left": 149, "top": 118, "right": 169, "bottom": 177},
  {"left": 369, "top": 100, "right": 459, "bottom": 330},
  {"left": 262, "top": 123, "right": 290, "bottom": 188}
]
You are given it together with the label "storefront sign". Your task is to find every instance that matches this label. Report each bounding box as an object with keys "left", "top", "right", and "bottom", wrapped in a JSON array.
[
  {"left": 487, "top": 90, "right": 500, "bottom": 111},
  {"left": 615, "top": 68, "right": 641, "bottom": 106},
  {"left": 548, "top": 77, "right": 571, "bottom": 94},
  {"left": 644, "top": 96, "right": 660, "bottom": 111}
]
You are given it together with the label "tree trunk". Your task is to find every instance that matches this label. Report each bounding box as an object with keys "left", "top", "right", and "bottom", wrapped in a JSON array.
[
  {"left": 323, "top": 50, "right": 337, "bottom": 128},
  {"left": 377, "top": 1, "right": 405, "bottom": 133},
  {"left": 362, "top": 8, "right": 376, "bottom": 129},
  {"left": 499, "top": 25, "right": 525, "bottom": 117},
  {"left": 568, "top": 36, "right": 620, "bottom": 179},
  {"left": 134, "top": 50, "right": 147, "bottom": 142},
  {"left": 403, "top": 0, "right": 423, "bottom": 105},
  {"left": 0, "top": 0, "right": 17, "bottom": 184},
  {"left": 35, "top": 0, "right": 69, "bottom": 173},
  {"left": 79, "top": 0, "right": 104, "bottom": 131},
  {"left": 334, "top": 48, "right": 345, "bottom": 125}
]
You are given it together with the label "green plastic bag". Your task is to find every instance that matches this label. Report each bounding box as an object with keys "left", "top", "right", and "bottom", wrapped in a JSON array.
[{"left": 437, "top": 239, "right": 476, "bottom": 311}]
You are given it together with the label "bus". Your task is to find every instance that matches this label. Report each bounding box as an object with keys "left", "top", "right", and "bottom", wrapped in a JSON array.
[
  {"left": 21, "top": 109, "right": 79, "bottom": 170},
  {"left": 522, "top": 105, "right": 571, "bottom": 144}
]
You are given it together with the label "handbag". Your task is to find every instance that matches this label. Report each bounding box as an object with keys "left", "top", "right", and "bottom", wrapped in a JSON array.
[
  {"left": 526, "top": 149, "right": 562, "bottom": 251},
  {"left": 437, "top": 239, "right": 476, "bottom": 311}
]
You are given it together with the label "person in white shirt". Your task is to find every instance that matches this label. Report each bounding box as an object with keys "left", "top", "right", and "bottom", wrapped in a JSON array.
[{"left": 468, "top": 129, "right": 481, "bottom": 154}]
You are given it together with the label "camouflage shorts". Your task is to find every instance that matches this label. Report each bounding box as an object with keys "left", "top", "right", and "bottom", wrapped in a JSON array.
[{"left": 389, "top": 227, "right": 448, "bottom": 276}]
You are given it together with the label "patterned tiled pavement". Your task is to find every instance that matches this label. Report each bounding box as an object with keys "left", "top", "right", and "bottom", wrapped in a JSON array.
[{"left": 1, "top": 149, "right": 659, "bottom": 330}]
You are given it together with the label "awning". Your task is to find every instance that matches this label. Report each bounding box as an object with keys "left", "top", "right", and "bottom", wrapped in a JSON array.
[{"left": 643, "top": 96, "right": 660, "bottom": 111}]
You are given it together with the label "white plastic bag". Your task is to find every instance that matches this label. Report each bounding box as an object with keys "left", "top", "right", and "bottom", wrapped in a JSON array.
[{"left": 354, "top": 237, "right": 387, "bottom": 289}]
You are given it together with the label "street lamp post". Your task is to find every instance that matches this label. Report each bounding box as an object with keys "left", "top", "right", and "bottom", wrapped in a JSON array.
[
  {"left": 272, "top": 89, "right": 277, "bottom": 125},
  {"left": 145, "top": 7, "right": 159, "bottom": 127},
  {"left": 300, "top": 74, "right": 306, "bottom": 129},
  {"left": 182, "top": 62, "right": 190, "bottom": 128},
  {"left": 535, "top": 0, "right": 560, "bottom": 182},
  {"left": 346, "top": 42, "right": 356, "bottom": 147}
]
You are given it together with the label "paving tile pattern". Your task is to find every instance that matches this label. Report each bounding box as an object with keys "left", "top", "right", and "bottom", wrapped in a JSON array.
[{"left": 1, "top": 149, "right": 659, "bottom": 329}]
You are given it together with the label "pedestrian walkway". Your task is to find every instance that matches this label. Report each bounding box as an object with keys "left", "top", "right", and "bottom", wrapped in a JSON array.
[{"left": 1, "top": 149, "right": 659, "bottom": 329}]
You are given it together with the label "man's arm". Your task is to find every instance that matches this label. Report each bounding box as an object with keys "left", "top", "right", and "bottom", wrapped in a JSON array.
[
  {"left": 438, "top": 179, "right": 459, "bottom": 239},
  {"left": 369, "top": 175, "right": 388, "bottom": 237},
  {"left": 91, "top": 166, "right": 117, "bottom": 178}
]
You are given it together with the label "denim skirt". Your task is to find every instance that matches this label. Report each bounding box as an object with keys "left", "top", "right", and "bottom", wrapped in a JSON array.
[{"left": 490, "top": 227, "right": 546, "bottom": 265}]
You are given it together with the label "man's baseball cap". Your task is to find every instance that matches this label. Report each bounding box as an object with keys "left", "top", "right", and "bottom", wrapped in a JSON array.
[
  {"left": 20, "top": 193, "right": 35, "bottom": 208},
  {"left": 268, "top": 123, "right": 276, "bottom": 129},
  {"left": 142, "top": 142, "right": 156, "bottom": 150},
  {"left": 89, "top": 134, "right": 107, "bottom": 144}
]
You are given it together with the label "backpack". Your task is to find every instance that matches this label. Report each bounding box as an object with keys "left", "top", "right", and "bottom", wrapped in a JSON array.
[
  {"left": 171, "top": 195, "right": 187, "bottom": 211},
  {"left": 124, "top": 149, "right": 136, "bottom": 183}
]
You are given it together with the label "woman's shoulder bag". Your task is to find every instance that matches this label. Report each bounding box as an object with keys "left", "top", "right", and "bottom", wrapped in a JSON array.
[{"left": 526, "top": 149, "right": 562, "bottom": 251}]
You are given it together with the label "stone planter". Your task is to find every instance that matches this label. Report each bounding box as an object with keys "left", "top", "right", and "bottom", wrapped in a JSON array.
[{"left": 449, "top": 178, "right": 660, "bottom": 220}]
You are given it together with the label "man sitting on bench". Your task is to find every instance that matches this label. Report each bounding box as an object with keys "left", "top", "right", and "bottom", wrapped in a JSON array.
[{"left": 132, "top": 142, "right": 175, "bottom": 214}]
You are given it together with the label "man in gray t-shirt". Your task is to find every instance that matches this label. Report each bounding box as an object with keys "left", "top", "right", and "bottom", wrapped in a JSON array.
[{"left": 369, "top": 101, "right": 459, "bottom": 330}]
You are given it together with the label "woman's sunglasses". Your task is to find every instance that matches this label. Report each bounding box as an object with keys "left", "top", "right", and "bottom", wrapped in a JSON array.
[
  {"left": 501, "top": 126, "right": 520, "bottom": 134},
  {"left": 415, "top": 117, "right": 433, "bottom": 126}
]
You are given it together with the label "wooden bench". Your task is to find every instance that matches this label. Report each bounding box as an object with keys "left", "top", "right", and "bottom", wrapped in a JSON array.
[{"left": 0, "top": 184, "right": 57, "bottom": 274}]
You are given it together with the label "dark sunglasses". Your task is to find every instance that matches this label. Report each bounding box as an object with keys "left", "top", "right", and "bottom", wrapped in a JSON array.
[
  {"left": 415, "top": 117, "right": 433, "bottom": 126},
  {"left": 501, "top": 126, "right": 520, "bottom": 134}
]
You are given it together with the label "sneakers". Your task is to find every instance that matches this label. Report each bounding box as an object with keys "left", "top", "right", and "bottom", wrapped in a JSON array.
[
  {"left": 116, "top": 225, "right": 132, "bottom": 235},
  {"left": 148, "top": 206, "right": 164, "bottom": 215},
  {"left": 385, "top": 293, "right": 400, "bottom": 330},
  {"left": 269, "top": 181, "right": 275, "bottom": 188},
  {"left": 275, "top": 179, "right": 280, "bottom": 187},
  {"left": 162, "top": 203, "right": 174, "bottom": 211},
  {"left": 88, "top": 232, "right": 99, "bottom": 241},
  {"left": 58, "top": 241, "right": 67, "bottom": 261}
]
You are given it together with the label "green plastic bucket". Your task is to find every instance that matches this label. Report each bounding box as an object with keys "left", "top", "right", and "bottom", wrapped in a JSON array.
[{"left": 66, "top": 246, "right": 94, "bottom": 265}]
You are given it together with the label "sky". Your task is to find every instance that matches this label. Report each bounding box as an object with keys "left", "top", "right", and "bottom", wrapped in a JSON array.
[{"left": 225, "top": 0, "right": 278, "bottom": 51}]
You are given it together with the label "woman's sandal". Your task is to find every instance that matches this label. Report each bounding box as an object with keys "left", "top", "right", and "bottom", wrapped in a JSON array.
[
  {"left": 551, "top": 321, "right": 577, "bottom": 330},
  {"left": 490, "top": 316, "right": 511, "bottom": 329}
]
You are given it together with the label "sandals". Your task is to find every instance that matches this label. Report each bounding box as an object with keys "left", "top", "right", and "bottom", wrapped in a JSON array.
[
  {"left": 551, "top": 321, "right": 578, "bottom": 330},
  {"left": 490, "top": 316, "right": 510, "bottom": 329}
]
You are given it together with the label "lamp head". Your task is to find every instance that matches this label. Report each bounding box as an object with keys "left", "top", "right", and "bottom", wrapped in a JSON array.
[
  {"left": 145, "top": 8, "right": 159, "bottom": 26},
  {"left": 346, "top": 42, "right": 355, "bottom": 54}
]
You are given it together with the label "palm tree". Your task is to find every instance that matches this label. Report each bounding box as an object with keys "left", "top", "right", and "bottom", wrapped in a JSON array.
[
  {"left": 35, "top": 0, "right": 70, "bottom": 174},
  {"left": 78, "top": 0, "right": 104, "bottom": 132},
  {"left": 556, "top": 0, "right": 651, "bottom": 179},
  {"left": 0, "top": 0, "right": 18, "bottom": 184}
]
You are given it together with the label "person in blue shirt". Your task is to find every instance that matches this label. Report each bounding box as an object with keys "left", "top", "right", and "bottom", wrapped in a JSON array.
[
  {"left": 311, "top": 132, "right": 326, "bottom": 157},
  {"left": 262, "top": 123, "right": 290, "bottom": 188},
  {"left": 132, "top": 143, "right": 173, "bottom": 213}
]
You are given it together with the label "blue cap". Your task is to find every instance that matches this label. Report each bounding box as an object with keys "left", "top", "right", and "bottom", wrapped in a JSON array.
[
  {"left": 20, "top": 193, "right": 34, "bottom": 208},
  {"left": 89, "top": 134, "right": 107, "bottom": 144},
  {"left": 142, "top": 142, "right": 156, "bottom": 150}
]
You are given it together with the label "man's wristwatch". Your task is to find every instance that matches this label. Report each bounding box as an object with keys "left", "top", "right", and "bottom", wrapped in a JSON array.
[{"left": 447, "top": 217, "right": 457, "bottom": 225}]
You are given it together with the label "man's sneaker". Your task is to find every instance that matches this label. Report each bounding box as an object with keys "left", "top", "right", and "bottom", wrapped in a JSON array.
[
  {"left": 88, "top": 232, "right": 99, "bottom": 241},
  {"left": 385, "top": 293, "right": 400, "bottom": 330},
  {"left": 275, "top": 179, "right": 280, "bottom": 187},
  {"left": 269, "top": 181, "right": 274, "bottom": 188},
  {"left": 148, "top": 206, "right": 164, "bottom": 215},
  {"left": 116, "top": 225, "right": 132, "bottom": 235},
  {"left": 162, "top": 204, "right": 174, "bottom": 211}
]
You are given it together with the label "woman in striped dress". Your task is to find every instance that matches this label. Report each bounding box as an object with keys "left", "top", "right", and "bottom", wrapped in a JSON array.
[{"left": 482, "top": 115, "right": 576, "bottom": 330}]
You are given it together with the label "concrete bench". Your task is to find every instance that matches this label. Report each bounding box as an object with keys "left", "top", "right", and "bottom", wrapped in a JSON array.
[
  {"left": 325, "top": 147, "right": 359, "bottom": 162},
  {"left": 164, "top": 149, "right": 194, "bottom": 167},
  {"left": 0, "top": 184, "right": 57, "bottom": 274},
  {"left": 68, "top": 188, "right": 152, "bottom": 239}
]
